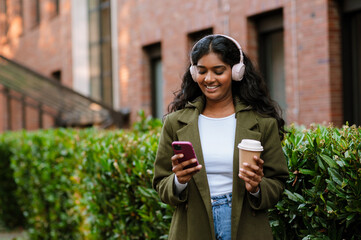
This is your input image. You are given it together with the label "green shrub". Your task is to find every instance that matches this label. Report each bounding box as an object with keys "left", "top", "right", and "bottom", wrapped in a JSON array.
[
  {"left": 9, "top": 129, "right": 83, "bottom": 240},
  {"left": 0, "top": 113, "right": 172, "bottom": 239},
  {"left": 79, "top": 125, "right": 172, "bottom": 240},
  {"left": 269, "top": 124, "right": 361, "bottom": 240}
]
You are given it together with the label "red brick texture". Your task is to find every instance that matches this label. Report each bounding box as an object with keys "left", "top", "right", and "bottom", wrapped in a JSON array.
[
  {"left": 0, "top": 0, "right": 72, "bottom": 86},
  {"left": 116, "top": 0, "right": 344, "bottom": 127},
  {"left": 0, "top": 0, "right": 346, "bottom": 132},
  {"left": 0, "top": 0, "right": 71, "bottom": 132}
]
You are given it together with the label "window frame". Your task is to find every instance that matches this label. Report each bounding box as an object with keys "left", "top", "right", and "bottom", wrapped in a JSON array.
[
  {"left": 88, "top": 0, "right": 113, "bottom": 106},
  {"left": 342, "top": 6, "right": 361, "bottom": 125}
]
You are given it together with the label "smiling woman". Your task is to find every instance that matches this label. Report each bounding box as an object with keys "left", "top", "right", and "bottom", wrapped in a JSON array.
[{"left": 153, "top": 34, "right": 289, "bottom": 240}]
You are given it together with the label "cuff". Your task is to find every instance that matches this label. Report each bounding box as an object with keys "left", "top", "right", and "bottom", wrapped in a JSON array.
[
  {"left": 174, "top": 175, "right": 188, "bottom": 195},
  {"left": 249, "top": 188, "right": 260, "bottom": 198}
]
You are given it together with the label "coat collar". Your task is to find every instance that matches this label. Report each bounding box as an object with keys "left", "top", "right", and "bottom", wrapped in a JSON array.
[
  {"left": 175, "top": 95, "right": 261, "bottom": 237},
  {"left": 178, "top": 95, "right": 253, "bottom": 123}
]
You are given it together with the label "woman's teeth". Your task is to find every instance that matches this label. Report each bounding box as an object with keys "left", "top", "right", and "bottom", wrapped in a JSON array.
[{"left": 206, "top": 86, "right": 218, "bottom": 89}]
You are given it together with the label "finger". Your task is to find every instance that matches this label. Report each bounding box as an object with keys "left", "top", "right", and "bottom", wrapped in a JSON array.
[
  {"left": 178, "top": 158, "right": 198, "bottom": 169},
  {"left": 173, "top": 158, "right": 201, "bottom": 174},
  {"left": 243, "top": 162, "right": 262, "bottom": 173},
  {"left": 239, "top": 168, "right": 262, "bottom": 182},
  {"left": 171, "top": 154, "right": 184, "bottom": 167},
  {"left": 253, "top": 156, "right": 264, "bottom": 166},
  {"left": 178, "top": 167, "right": 200, "bottom": 180},
  {"left": 243, "top": 163, "right": 264, "bottom": 178},
  {"left": 238, "top": 173, "right": 255, "bottom": 185},
  {"left": 238, "top": 173, "right": 261, "bottom": 189},
  {"left": 175, "top": 164, "right": 202, "bottom": 183},
  {"left": 171, "top": 153, "right": 184, "bottom": 162},
  {"left": 178, "top": 162, "right": 202, "bottom": 175}
]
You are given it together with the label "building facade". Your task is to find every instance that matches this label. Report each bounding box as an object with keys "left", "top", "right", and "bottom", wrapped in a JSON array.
[{"left": 0, "top": 0, "right": 360, "bottom": 132}]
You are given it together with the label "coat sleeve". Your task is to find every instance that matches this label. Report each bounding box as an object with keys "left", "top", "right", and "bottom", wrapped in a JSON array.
[
  {"left": 152, "top": 115, "right": 188, "bottom": 206},
  {"left": 248, "top": 117, "right": 289, "bottom": 210}
]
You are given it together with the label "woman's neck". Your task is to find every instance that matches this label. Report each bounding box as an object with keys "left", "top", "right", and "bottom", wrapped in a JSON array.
[{"left": 202, "top": 96, "right": 235, "bottom": 118}]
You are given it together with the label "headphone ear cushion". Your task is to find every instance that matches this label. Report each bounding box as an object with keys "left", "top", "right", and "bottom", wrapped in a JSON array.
[
  {"left": 232, "top": 63, "right": 245, "bottom": 81},
  {"left": 190, "top": 65, "right": 197, "bottom": 82}
]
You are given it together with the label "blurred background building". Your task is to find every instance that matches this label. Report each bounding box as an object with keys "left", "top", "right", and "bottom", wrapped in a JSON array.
[{"left": 0, "top": 0, "right": 360, "bottom": 132}]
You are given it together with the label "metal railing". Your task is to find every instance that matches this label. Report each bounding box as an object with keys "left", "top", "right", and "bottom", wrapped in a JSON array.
[{"left": 0, "top": 55, "right": 129, "bottom": 130}]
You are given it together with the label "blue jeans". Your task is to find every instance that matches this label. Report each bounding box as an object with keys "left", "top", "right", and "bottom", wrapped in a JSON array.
[{"left": 211, "top": 193, "right": 232, "bottom": 240}]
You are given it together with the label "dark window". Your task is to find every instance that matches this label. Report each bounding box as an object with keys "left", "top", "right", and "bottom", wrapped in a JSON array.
[
  {"left": 36, "top": 0, "right": 40, "bottom": 25},
  {"left": 88, "top": 0, "right": 113, "bottom": 106},
  {"left": 19, "top": 0, "right": 23, "bottom": 31},
  {"left": 55, "top": 0, "right": 60, "bottom": 15},
  {"left": 342, "top": 1, "right": 361, "bottom": 126},
  {"left": 30, "top": 0, "right": 41, "bottom": 27},
  {"left": 50, "top": 0, "right": 60, "bottom": 17},
  {"left": 51, "top": 70, "right": 62, "bottom": 82},
  {"left": 144, "top": 43, "right": 163, "bottom": 119},
  {"left": 256, "top": 10, "right": 286, "bottom": 121}
]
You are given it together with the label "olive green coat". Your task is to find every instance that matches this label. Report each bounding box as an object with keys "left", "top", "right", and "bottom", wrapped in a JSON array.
[{"left": 152, "top": 96, "right": 289, "bottom": 240}]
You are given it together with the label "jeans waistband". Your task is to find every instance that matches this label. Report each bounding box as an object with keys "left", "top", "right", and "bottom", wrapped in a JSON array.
[{"left": 211, "top": 193, "right": 232, "bottom": 204}]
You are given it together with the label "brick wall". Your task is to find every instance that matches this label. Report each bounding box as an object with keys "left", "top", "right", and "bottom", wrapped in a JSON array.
[
  {"left": 116, "top": 0, "right": 344, "bottom": 126},
  {"left": 0, "top": 0, "right": 72, "bottom": 87},
  {"left": 0, "top": 0, "right": 71, "bottom": 132},
  {"left": 0, "top": 0, "right": 346, "bottom": 131}
]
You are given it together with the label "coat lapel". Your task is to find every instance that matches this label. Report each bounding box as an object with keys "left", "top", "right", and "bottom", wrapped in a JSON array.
[{"left": 175, "top": 98, "right": 214, "bottom": 229}]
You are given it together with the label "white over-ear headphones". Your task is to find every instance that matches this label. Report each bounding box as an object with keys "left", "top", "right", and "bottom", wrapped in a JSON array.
[{"left": 189, "top": 34, "right": 245, "bottom": 82}]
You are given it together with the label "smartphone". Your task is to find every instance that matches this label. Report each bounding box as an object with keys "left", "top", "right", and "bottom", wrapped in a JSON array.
[{"left": 172, "top": 141, "right": 199, "bottom": 169}]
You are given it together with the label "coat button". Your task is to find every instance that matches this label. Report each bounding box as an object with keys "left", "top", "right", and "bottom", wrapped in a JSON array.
[
  {"left": 185, "top": 204, "right": 188, "bottom": 210},
  {"left": 252, "top": 210, "right": 256, "bottom": 217}
]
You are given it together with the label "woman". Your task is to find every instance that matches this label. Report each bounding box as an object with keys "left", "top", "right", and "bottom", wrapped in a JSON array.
[{"left": 152, "top": 34, "right": 289, "bottom": 240}]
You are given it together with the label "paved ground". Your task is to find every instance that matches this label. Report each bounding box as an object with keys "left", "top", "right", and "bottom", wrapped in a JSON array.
[
  {"left": 0, "top": 225, "right": 28, "bottom": 240},
  {"left": 0, "top": 230, "right": 28, "bottom": 240}
]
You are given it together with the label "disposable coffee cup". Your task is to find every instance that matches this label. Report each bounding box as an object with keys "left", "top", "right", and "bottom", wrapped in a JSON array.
[{"left": 237, "top": 139, "right": 263, "bottom": 170}]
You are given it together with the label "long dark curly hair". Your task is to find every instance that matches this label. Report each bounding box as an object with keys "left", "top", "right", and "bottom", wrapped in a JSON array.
[{"left": 168, "top": 35, "right": 286, "bottom": 140}]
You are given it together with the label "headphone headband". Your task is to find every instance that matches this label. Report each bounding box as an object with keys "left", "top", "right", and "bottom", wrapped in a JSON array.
[{"left": 190, "top": 34, "right": 244, "bottom": 65}]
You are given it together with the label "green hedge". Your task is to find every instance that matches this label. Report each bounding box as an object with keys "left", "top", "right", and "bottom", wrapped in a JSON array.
[
  {"left": 269, "top": 124, "right": 361, "bottom": 240},
  {"left": 4, "top": 128, "right": 84, "bottom": 239},
  {"left": 0, "top": 116, "right": 360, "bottom": 239},
  {"left": 0, "top": 113, "right": 172, "bottom": 240}
]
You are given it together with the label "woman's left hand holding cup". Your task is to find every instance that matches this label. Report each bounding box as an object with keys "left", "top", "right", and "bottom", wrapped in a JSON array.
[{"left": 238, "top": 156, "right": 264, "bottom": 193}]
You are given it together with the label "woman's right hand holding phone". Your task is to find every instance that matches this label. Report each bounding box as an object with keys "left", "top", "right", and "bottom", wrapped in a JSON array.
[{"left": 171, "top": 154, "right": 202, "bottom": 184}]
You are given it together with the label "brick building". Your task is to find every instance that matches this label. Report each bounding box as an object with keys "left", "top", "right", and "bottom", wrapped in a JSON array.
[{"left": 0, "top": 0, "right": 360, "bottom": 132}]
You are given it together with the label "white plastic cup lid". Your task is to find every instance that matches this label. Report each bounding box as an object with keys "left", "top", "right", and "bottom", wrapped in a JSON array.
[{"left": 237, "top": 139, "right": 263, "bottom": 151}]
